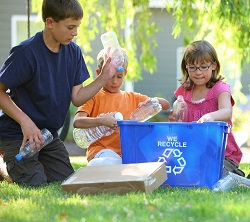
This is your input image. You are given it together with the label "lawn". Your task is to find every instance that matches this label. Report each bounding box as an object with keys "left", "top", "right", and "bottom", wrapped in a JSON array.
[{"left": 0, "top": 158, "right": 249, "bottom": 222}]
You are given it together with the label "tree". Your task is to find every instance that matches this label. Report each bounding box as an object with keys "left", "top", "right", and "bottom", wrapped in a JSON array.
[
  {"left": 167, "top": 0, "right": 250, "bottom": 102},
  {"left": 32, "top": 0, "right": 158, "bottom": 81},
  {"left": 32, "top": 0, "right": 249, "bottom": 99}
]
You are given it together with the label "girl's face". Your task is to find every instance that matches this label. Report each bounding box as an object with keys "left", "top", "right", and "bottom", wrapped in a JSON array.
[
  {"left": 103, "top": 71, "right": 126, "bottom": 93},
  {"left": 186, "top": 60, "right": 216, "bottom": 87}
]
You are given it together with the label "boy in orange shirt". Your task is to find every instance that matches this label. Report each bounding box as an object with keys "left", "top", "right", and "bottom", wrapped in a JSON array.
[{"left": 73, "top": 48, "right": 170, "bottom": 166}]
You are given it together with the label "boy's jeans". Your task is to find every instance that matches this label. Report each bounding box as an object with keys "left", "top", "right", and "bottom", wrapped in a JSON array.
[
  {"left": 0, "top": 138, "right": 74, "bottom": 186},
  {"left": 88, "top": 149, "right": 122, "bottom": 166}
]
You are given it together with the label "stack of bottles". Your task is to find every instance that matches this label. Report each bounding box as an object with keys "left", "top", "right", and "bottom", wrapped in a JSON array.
[{"left": 73, "top": 112, "right": 123, "bottom": 149}]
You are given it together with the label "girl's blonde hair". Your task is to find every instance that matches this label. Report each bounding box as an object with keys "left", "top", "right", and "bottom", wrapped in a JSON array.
[
  {"left": 180, "top": 40, "right": 223, "bottom": 90},
  {"left": 97, "top": 48, "right": 128, "bottom": 71}
]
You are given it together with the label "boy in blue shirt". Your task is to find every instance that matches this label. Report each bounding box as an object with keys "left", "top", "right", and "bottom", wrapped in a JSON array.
[{"left": 0, "top": 0, "right": 116, "bottom": 185}]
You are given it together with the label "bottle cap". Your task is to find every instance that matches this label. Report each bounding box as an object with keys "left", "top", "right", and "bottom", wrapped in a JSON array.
[
  {"left": 115, "top": 112, "right": 123, "bottom": 120},
  {"left": 151, "top": 98, "right": 159, "bottom": 103},
  {"left": 117, "top": 67, "right": 124, "bottom": 72},
  {"left": 15, "top": 154, "right": 23, "bottom": 161},
  {"left": 177, "top": 95, "right": 184, "bottom": 101}
]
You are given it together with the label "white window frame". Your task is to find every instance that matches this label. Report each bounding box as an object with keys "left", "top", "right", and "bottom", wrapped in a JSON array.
[{"left": 11, "top": 15, "right": 41, "bottom": 47}]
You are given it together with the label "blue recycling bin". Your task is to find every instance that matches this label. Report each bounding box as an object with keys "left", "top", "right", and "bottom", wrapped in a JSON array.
[{"left": 118, "top": 121, "right": 230, "bottom": 189}]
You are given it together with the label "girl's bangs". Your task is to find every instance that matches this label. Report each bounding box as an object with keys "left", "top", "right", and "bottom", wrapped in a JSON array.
[{"left": 186, "top": 51, "right": 212, "bottom": 65}]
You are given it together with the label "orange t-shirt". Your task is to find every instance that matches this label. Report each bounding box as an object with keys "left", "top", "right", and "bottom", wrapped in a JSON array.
[{"left": 76, "top": 89, "right": 149, "bottom": 161}]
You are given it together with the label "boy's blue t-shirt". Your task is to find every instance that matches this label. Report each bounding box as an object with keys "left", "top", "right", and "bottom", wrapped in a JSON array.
[{"left": 0, "top": 31, "right": 89, "bottom": 139}]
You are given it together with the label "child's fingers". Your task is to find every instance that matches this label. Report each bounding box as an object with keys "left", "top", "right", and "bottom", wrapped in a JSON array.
[
  {"left": 168, "top": 110, "right": 175, "bottom": 122},
  {"left": 103, "top": 47, "right": 111, "bottom": 63}
]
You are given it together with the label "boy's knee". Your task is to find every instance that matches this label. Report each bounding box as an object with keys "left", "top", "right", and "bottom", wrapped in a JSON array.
[
  {"left": 6, "top": 160, "right": 47, "bottom": 186},
  {"left": 88, "top": 157, "right": 122, "bottom": 166}
]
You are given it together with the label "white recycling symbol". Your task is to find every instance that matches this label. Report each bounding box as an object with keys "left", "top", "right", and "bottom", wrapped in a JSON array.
[{"left": 158, "top": 148, "right": 186, "bottom": 175}]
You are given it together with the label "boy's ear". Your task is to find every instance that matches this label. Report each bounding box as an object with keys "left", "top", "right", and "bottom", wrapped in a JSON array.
[
  {"left": 45, "top": 17, "right": 54, "bottom": 28},
  {"left": 96, "top": 69, "right": 101, "bottom": 75}
]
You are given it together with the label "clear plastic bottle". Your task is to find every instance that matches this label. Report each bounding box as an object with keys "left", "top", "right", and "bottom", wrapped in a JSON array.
[
  {"left": 73, "top": 112, "right": 123, "bottom": 149},
  {"left": 172, "top": 95, "right": 188, "bottom": 122},
  {"left": 212, "top": 172, "right": 250, "bottom": 192},
  {"left": 130, "top": 98, "right": 162, "bottom": 122},
  {"left": 15, "top": 128, "right": 53, "bottom": 161},
  {"left": 101, "top": 31, "right": 124, "bottom": 72}
]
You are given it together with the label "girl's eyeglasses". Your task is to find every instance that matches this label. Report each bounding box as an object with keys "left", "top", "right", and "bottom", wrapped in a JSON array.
[{"left": 186, "top": 64, "right": 212, "bottom": 72}]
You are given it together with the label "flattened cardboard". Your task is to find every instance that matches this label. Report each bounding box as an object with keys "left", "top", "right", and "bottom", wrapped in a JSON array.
[{"left": 61, "top": 162, "right": 167, "bottom": 195}]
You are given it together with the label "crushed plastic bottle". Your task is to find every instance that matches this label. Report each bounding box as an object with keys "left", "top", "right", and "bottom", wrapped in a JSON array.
[
  {"left": 172, "top": 95, "right": 188, "bottom": 122},
  {"left": 212, "top": 172, "right": 250, "bottom": 192},
  {"left": 101, "top": 31, "right": 124, "bottom": 72},
  {"left": 130, "top": 98, "right": 162, "bottom": 122},
  {"left": 15, "top": 128, "right": 53, "bottom": 161},
  {"left": 73, "top": 112, "right": 123, "bottom": 149}
]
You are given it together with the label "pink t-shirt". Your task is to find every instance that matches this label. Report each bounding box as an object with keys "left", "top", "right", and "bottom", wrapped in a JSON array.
[{"left": 175, "top": 80, "right": 242, "bottom": 164}]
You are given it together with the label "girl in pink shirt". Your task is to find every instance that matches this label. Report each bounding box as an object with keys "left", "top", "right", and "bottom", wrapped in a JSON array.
[{"left": 170, "top": 40, "right": 244, "bottom": 176}]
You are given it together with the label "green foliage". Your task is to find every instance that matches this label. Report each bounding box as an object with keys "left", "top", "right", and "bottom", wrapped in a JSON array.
[
  {"left": 166, "top": 0, "right": 250, "bottom": 100},
  {"left": 31, "top": 0, "right": 249, "bottom": 103},
  {"left": 32, "top": 0, "right": 158, "bottom": 81}
]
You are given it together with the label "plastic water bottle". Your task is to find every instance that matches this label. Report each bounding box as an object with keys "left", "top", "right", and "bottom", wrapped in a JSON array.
[
  {"left": 15, "top": 128, "right": 53, "bottom": 161},
  {"left": 130, "top": 98, "right": 162, "bottom": 122},
  {"left": 212, "top": 172, "right": 250, "bottom": 192},
  {"left": 101, "top": 31, "right": 124, "bottom": 72},
  {"left": 172, "top": 95, "right": 188, "bottom": 122},
  {"left": 73, "top": 112, "right": 123, "bottom": 149}
]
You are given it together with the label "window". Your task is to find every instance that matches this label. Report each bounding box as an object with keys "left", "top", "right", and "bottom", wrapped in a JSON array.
[{"left": 11, "top": 15, "right": 43, "bottom": 47}]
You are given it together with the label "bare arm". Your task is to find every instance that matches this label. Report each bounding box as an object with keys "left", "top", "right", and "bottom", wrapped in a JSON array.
[
  {"left": 198, "top": 92, "right": 232, "bottom": 122},
  {"left": 0, "top": 82, "right": 44, "bottom": 149},
  {"left": 72, "top": 57, "right": 116, "bottom": 107},
  {"left": 73, "top": 111, "right": 118, "bottom": 130}
]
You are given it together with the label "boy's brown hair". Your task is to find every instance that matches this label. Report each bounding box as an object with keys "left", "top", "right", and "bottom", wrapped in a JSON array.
[
  {"left": 180, "top": 40, "right": 223, "bottom": 90},
  {"left": 42, "top": 0, "right": 83, "bottom": 22}
]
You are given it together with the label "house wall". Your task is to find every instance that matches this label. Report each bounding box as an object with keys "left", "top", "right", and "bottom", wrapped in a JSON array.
[
  {"left": 0, "top": 0, "right": 27, "bottom": 65},
  {"left": 241, "top": 65, "right": 250, "bottom": 95},
  {"left": 133, "top": 8, "right": 183, "bottom": 102}
]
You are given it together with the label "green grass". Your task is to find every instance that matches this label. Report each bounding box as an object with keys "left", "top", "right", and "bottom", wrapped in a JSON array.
[{"left": 0, "top": 159, "right": 249, "bottom": 222}]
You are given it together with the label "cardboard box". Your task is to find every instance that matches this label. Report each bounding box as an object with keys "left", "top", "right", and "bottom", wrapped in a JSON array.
[{"left": 61, "top": 162, "right": 167, "bottom": 195}]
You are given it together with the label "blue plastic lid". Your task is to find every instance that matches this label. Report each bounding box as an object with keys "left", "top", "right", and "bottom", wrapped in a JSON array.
[
  {"left": 117, "top": 67, "right": 124, "bottom": 72},
  {"left": 15, "top": 154, "right": 23, "bottom": 161}
]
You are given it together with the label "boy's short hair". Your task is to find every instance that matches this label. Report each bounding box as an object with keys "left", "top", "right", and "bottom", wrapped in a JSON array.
[
  {"left": 97, "top": 48, "right": 128, "bottom": 71},
  {"left": 42, "top": 0, "right": 83, "bottom": 22}
]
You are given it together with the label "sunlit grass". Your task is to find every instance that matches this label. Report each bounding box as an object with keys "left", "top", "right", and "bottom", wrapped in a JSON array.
[{"left": 0, "top": 160, "right": 249, "bottom": 222}]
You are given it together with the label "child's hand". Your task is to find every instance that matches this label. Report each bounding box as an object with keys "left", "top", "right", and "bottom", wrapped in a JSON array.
[
  {"left": 168, "top": 110, "right": 176, "bottom": 122},
  {"left": 99, "top": 112, "right": 118, "bottom": 130},
  {"left": 198, "top": 113, "right": 214, "bottom": 123},
  {"left": 100, "top": 56, "right": 117, "bottom": 82},
  {"left": 20, "top": 120, "right": 44, "bottom": 152},
  {"left": 138, "top": 98, "right": 158, "bottom": 108}
]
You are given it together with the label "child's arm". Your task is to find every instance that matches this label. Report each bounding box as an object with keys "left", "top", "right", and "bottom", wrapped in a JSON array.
[
  {"left": 71, "top": 58, "right": 116, "bottom": 107},
  {"left": 0, "top": 82, "right": 44, "bottom": 150},
  {"left": 73, "top": 111, "right": 118, "bottom": 130},
  {"left": 138, "top": 97, "right": 170, "bottom": 111},
  {"left": 198, "top": 92, "right": 232, "bottom": 122}
]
